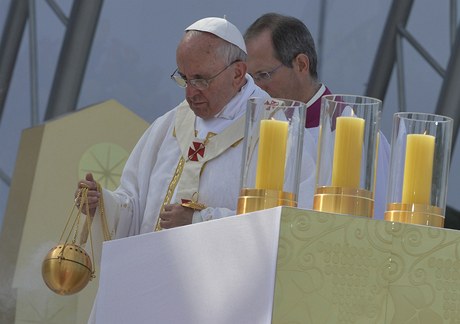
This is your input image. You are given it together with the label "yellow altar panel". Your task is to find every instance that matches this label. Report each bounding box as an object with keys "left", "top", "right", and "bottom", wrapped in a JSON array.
[
  {"left": 0, "top": 100, "right": 148, "bottom": 324},
  {"left": 274, "top": 207, "right": 459, "bottom": 323}
]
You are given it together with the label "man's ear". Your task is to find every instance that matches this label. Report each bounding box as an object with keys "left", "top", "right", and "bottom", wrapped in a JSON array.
[
  {"left": 233, "top": 61, "right": 248, "bottom": 85},
  {"left": 293, "top": 53, "right": 310, "bottom": 73}
]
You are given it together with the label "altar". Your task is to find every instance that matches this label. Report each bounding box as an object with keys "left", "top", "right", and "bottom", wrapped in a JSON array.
[{"left": 95, "top": 207, "right": 458, "bottom": 323}]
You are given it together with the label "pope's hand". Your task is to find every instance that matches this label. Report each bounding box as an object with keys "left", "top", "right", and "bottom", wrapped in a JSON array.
[
  {"left": 159, "top": 204, "right": 194, "bottom": 229},
  {"left": 74, "top": 172, "right": 100, "bottom": 217}
]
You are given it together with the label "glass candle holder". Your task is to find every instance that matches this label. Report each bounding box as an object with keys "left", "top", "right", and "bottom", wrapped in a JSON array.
[
  {"left": 313, "top": 94, "right": 382, "bottom": 217},
  {"left": 384, "top": 112, "right": 453, "bottom": 227},
  {"left": 237, "top": 97, "right": 306, "bottom": 214}
]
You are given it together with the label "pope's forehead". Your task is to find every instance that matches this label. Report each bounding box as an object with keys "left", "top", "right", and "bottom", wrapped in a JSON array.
[
  {"left": 179, "top": 32, "right": 223, "bottom": 51},
  {"left": 176, "top": 39, "right": 223, "bottom": 71}
]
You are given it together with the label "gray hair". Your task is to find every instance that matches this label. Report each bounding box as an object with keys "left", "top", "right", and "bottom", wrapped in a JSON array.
[{"left": 244, "top": 13, "right": 318, "bottom": 79}]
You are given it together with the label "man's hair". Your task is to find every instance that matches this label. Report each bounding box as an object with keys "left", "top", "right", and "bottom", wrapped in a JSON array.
[
  {"left": 186, "top": 30, "right": 247, "bottom": 65},
  {"left": 244, "top": 13, "right": 318, "bottom": 79}
]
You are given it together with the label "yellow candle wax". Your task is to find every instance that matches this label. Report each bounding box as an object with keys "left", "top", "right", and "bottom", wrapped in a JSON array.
[
  {"left": 331, "top": 116, "right": 365, "bottom": 188},
  {"left": 401, "top": 133, "right": 435, "bottom": 205},
  {"left": 255, "top": 119, "right": 289, "bottom": 191}
]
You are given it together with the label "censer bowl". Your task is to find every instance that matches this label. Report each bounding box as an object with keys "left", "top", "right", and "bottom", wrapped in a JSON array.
[{"left": 42, "top": 243, "right": 93, "bottom": 295}]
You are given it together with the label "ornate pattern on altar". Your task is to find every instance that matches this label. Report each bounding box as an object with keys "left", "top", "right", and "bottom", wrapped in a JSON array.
[{"left": 274, "top": 208, "right": 459, "bottom": 323}]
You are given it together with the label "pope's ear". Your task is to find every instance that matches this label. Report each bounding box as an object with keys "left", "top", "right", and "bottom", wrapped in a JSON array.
[
  {"left": 293, "top": 53, "right": 310, "bottom": 73},
  {"left": 233, "top": 61, "right": 247, "bottom": 83}
]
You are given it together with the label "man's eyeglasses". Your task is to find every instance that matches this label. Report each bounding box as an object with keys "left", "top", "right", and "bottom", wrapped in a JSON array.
[
  {"left": 250, "top": 63, "right": 284, "bottom": 82},
  {"left": 171, "top": 61, "right": 238, "bottom": 90}
]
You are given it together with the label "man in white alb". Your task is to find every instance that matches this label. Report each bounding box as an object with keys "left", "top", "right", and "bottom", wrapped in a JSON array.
[{"left": 76, "top": 17, "right": 271, "bottom": 239}]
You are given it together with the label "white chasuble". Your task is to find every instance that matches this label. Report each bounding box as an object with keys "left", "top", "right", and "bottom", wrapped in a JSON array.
[{"left": 154, "top": 102, "right": 245, "bottom": 230}]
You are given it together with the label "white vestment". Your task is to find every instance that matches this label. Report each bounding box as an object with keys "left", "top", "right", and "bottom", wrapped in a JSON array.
[{"left": 91, "top": 77, "right": 269, "bottom": 240}]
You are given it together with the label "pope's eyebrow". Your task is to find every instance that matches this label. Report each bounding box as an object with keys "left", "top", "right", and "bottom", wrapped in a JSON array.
[{"left": 178, "top": 70, "right": 206, "bottom": 80}]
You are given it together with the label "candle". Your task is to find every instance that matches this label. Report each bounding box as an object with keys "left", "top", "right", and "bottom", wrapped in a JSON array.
[
  {"left": 331, "top": 116, "right": 365, "bottom": 188},
  {"left": 255, "top": 119, "right": 289, "bottom": 190},
  {"left": 401, "top": 134, "right": 435, "bottom": 205}
]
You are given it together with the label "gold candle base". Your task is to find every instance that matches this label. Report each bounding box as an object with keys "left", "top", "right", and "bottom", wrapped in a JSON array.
[
  {"left": 313, "top": 186, "right": 374, "bottom": 217},
  {"left": 237, "top": 188, "right": 297, "bottom": 215},
  {"left": 384, "top": 203, "right": 444, "bottom": 227}
]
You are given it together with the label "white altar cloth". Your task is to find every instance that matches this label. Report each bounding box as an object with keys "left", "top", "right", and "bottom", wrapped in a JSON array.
[{"left": 95, "top": 207, "right": 282, "bottom": 324}]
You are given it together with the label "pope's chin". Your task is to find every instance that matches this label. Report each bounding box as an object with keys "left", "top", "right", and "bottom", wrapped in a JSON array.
[{"left": 189, "top": 104, "right": 211, "bottom": 119}]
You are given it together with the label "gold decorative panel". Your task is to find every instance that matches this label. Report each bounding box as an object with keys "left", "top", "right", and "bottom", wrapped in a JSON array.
[{"left": 273, "top": 207, "right": 459, "bottom": 323}]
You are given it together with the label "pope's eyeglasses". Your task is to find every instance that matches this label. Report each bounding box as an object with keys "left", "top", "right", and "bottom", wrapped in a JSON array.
[
  {"left": 250, "top": 63, "right": 284, "bottom": 82},
  {"left": 171, "top": 61, "right": 238, "bottom": 90}
]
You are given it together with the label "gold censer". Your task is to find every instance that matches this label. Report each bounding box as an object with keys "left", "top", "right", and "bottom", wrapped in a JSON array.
[{"left": 42, "top": 186, "right": 97, "bottom": 295}]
